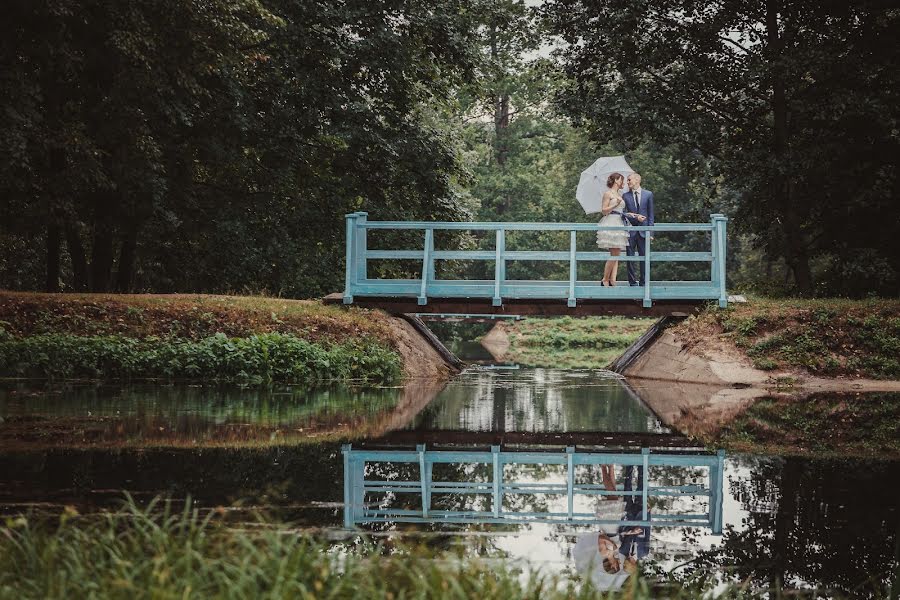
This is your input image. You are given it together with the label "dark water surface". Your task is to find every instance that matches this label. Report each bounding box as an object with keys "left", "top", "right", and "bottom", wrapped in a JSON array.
[{"left": 1, "top": 369, "right": 898, "bottom": 596}]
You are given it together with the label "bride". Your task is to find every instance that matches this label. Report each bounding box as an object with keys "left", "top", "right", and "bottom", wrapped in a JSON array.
[{"left": 596, "top": 172, "right": 631, "bottom": 286}]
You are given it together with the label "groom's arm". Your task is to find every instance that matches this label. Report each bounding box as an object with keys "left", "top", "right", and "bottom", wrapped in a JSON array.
[{"left": 646, "top": 193, "right": 655, "bottom": 228}]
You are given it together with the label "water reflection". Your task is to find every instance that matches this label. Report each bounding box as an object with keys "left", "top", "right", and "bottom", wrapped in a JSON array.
[
  {"left": 0, "top": 381, "right": 444, "bottom": 448},
  {"left": 344, "top": 444, "right": 725, "bottom": 591},
  {"left": 0, "top": 374, "right": 898, "bottom": 595},
  {"left": 406, "top": 369, "right": 667, "bottom": 434}
]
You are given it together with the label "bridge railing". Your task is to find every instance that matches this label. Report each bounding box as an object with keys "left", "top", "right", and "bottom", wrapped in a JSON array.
[{"left": 343, "top": 213, "right": 728, "bottom": 308}]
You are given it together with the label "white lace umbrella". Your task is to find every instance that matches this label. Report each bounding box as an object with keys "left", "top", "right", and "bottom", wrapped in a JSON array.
[{"left": 576, "top": 156, "right": 634, "bottom": 214}]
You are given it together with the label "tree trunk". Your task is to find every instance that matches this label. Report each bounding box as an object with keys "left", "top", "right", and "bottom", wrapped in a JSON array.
[
  {"left": 45, "top": 222, "right": 61, "bottom": 292},
  {"left": 65, "top": 223, "right": 89, "bottom": 291},
  {"left": 90, "top": 224, "right": 115, "bottom": 292},
  {"left": 766, "top": 0, "right": 812, "bottom": 294},
  {"left": 114, "top": 223, "right": 138, "bottom": 292},
  {"left": 770, "top": 458, "right": 801, "bottom": 591},
  {"left": 489, "top": 23, "right": 510, "bottom": 167}
]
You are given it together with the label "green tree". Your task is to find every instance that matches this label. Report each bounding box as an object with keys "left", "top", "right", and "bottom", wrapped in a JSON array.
[
  {"left": 0, "top": 0, "right": 483, "bottom": 297},
  {"left": 544, "top": 0, "right": 900, "bottom": 296}
]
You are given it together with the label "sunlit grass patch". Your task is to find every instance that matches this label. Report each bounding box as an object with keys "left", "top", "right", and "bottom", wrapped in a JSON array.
[{"left": 504, "top": 316, "right": 652, "bottom": 368}]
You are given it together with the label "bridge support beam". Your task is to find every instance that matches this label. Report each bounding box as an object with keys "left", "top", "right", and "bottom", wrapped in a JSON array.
[{"left": 324, "top": 294, "right": 705, "bottom": 317}]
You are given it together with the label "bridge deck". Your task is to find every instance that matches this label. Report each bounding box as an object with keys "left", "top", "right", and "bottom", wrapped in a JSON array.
[{"left": 324, "top": 292, "right": 703, "bottom": 316}]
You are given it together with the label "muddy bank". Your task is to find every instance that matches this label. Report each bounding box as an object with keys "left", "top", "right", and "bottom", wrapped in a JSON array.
[{"left": 624, "top": 330, "right": 900, "bottom": 391}]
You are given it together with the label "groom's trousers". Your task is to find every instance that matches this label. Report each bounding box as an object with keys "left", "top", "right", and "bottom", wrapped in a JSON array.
[{"left": 627, "top": 235, "right": 646, "bottom": 286}]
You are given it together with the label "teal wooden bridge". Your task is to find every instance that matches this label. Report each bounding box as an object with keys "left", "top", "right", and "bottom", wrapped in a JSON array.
[
  {"left": 332, "top": 212, "right": 728, "bottom": 315},
  {"left": 342, "top": 445, "right": 725, "bottom": 533}
]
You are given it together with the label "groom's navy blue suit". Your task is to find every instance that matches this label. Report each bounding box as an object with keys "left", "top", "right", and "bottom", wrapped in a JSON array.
[{"left": 623, "top": 188, "right": 654, "bottom": 286}]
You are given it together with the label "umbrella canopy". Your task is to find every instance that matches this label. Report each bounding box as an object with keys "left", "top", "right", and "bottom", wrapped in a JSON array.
[{"left": 576, "top": 156, "right": 634, "bottom": 214}]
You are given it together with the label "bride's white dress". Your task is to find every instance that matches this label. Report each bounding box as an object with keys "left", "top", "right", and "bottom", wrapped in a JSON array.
[{"left": 596, "top": 195, "right": 630, "bottom": 250}]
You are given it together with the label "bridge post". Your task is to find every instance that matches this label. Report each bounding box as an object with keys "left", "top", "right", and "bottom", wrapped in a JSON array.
[
  {"left": 641, "top": 447, "right": 650, "bottom": 521},
  {"left": 418, "top": 229, "right": 433, "bottom": 306},
  {"left": 711, "top": 214, "right": 728, "bottom": 307},
  {"left": 491, "top": 445, "right": 501, "bottom": 518},
  {"left": 643, "top": 234, "right": 652, "bottom": 308},
  {"left": 342, "top": 444, "right": 354, "bottom": 527},
  {"left": 711, "top": 449, "right": 725, "bottom": 534},
  {"left": 568, "top": 231, "right": 577, "bottom": 307},
  {"left": 356, "top": 212, "right": 368, "bottom": 280},
  {"left": 493, "top": 229, "right": 505, "bottom": 306},
  {"left": 566, "top": 446, "right": 575, "bottom": 518},
  {"left": 343, "top": 214, "right": 359, "bottom": 304}
]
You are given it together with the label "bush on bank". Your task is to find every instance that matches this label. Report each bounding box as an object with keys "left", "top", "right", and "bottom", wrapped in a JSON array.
[{"left": 0, "top": 331, "right": 400, "bottom": 384}]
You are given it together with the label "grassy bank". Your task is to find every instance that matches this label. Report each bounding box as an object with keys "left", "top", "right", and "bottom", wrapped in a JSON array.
[
  {"left": 0, "top": 293, "right": 401, "bottom": 384},
  {"left": 504, "top": 316, "right": 652, "bottom": 369},
  {"left": 674, "top": 297, "right": 900, "bottom": 379},
  {"left": 0, "top": 500, "right": 856, "bottom": 599}
]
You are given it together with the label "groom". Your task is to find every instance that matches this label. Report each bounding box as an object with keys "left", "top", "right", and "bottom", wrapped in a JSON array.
[{"left": 623, "top": 173, "right": 654, "bottom": 286}]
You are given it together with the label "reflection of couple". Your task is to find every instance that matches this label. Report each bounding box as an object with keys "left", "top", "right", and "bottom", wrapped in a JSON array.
[
  {"left": 595, "top": 172, "right": 654, "bottom": 287},
  {"left": 574, "top": 465, "right": 650, "bottom": 591}
]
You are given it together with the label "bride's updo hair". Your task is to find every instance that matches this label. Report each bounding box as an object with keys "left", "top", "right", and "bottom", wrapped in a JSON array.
[{"left": 606, "top": 172, "right": 624, "bottom": 188}]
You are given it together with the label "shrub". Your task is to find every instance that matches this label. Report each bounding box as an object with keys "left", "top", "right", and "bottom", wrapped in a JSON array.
[{"left": 0, "top": 333, "right": 400, "bottom": 384}]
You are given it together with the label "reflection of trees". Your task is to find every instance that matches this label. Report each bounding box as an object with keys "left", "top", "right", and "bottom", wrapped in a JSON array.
[
  {"left": 0, "top": 381, "right": 447, "bottom": 448},
  {"left": 675, "top": 456, "right": 899, "bottom": 596},
  {"left": 410, "top": 370, "right": 663, "bottom": 433},
  {"left": 0, "top": 443, "right": 346, "bottom": 523},
  {"left": 0, "top": 382, "right": 400, "bottom": 425}
]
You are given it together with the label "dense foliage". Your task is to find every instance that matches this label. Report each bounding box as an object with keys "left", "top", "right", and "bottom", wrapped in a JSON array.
[
  {"left": 543, "top": 0, "right": 900, "bottom": 296},
  {"left": 1, "top": 1, "right": 896, "bottom": 297},
  {"left": 0, "top": 331, "right": 400, "bottom": 383},
  {"left": 1, "top": 0, "right": 480, "bottom": 296}
]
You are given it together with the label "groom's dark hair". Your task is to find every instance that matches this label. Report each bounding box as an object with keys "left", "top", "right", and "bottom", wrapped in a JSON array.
[{"left": 606, "top": 173, "right": 623, "bottom": 188}]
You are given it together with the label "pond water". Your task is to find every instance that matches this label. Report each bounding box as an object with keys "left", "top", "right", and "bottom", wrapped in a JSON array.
[{"left": 1, "top": 326, "right": 898, "bottom": 596}]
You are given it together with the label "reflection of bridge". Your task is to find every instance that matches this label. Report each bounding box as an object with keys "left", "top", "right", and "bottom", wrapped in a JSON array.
[
  {"left": 327, "top": 213, "right": 728, "bottom": 316},
  {"left": 343, "top": 445, "right": 725, "bottom": 533}
]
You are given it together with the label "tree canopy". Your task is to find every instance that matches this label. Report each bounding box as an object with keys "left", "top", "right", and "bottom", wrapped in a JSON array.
[
  {"left": 543, "top": 0, "right": 900, "bottom": 295},
  {"left": 1, "top": 0, "right": 897, "bottom": 297}
]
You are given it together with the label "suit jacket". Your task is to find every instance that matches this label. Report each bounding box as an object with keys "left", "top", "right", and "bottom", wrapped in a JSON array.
[{"left": 623, "top": 189, "right": 654, "bottom": 239}]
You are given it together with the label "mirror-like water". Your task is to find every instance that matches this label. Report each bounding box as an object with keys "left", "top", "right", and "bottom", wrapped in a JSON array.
[{"left": 1, "top": 364, "right": 898, "bottom": 595}]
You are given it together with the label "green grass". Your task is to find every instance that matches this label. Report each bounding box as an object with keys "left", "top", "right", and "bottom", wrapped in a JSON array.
[
  {"left": 0, "top": 499, "right": 874, "bottom": 599},
  {"left": 504, "top": 317, "right": 652, "bottom": 368},
  {"left": 0, "top": 292, "right": 403, "bottom": 384},
  {"left": 676, "top": 296, "right": 900, "bottom": 379},
  {"left": 0, "top": 332, "right": 400, "bottom": 384}
]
